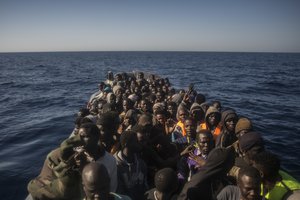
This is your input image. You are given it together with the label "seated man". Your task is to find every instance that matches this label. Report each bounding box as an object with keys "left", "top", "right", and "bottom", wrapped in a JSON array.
[
  {"left": 178, "top": 130, "right": 214, "bottom": 183},
  {"left": 144, "top": 168, "right": 179, "bottom": 200},
  {"left": 82, "top": 162, "right": 131, "bottom": 200},
  {"left": 217, "top": 166, "right": 262, "bottom": 200},
  {"left": 252, "top": 151, "right": 300, "bottom": 200},
  {"left": 114, "top": 131, "right": 148, "bottom": 200},
  {"left": 27, "top": 123, "right": 117, "bottom": 200}
]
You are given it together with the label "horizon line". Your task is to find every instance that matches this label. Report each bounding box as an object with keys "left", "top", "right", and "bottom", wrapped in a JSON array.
[{"left": 0, "top": 50, "right": 299, "bottom": 54}]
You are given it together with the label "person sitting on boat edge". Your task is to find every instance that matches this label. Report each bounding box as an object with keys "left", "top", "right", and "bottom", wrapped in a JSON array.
[
  {"left": 82, "top": 162, "right": 131, "bottom": 200},
  {"left": 252, "top": 151, "right": 300, "bottom": 200},
  {"left": 217, "top": 166, "right": 262, "bottom": 200},
  {"left": 228, "top": 131, "right": 265, "bottom": 182}
]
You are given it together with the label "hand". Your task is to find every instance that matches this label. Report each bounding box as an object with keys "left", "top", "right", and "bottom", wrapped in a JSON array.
[
  {"left": 188, "top": 153, "right": 206, "bottom": 168},
  {"left": 180, "top": 144, "right": 195, "bottom": 156}
]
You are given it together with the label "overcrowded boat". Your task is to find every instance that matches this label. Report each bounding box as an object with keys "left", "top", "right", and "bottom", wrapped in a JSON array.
[{"left": 26, "top": 71, "right": 300, "bottom": 200}]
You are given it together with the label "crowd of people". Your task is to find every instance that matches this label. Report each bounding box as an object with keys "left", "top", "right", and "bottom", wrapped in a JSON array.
[{"left": 26, "top": 71, "right": 300, "bottom": 200}]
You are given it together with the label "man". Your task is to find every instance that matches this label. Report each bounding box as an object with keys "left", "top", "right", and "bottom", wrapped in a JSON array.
[
  {"left": 216, "top": 109, "right": 238, "bottom": 148},
  {"left": 199, "top": 106, "right": 221, "bottom": 141},
  {"left": 114, "top": 131, "right": 148, "bottom": 200},
  {"left": 217, "top": 166, "right": 262, "bottom": 200},
  {"left": 252, "top": 151, "right": 300, "bottom": 200},
  {"left": 178, "top": 147, "right": 235, "bottom": 200},
  {"left": 144, "top": 168, "right": 179, "bottom": 200},
  {"left": 27, "top": 123, "right": 117, "bottom": 200},
  {"left": 82, "top": 163, "right": 131, "bottom": 200},
  {"left": 178, "top": 130, "right": 214, "bottom": 183}
]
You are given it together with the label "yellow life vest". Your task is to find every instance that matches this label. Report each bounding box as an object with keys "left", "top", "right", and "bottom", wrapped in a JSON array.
[{"left": 262, "top": 170, "right": 300, "bottom": 200}]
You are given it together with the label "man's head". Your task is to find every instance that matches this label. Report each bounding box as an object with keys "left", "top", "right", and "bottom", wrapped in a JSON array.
[
  {"left": 205, "top": 106, "right": 221, "bottom": 127},
  {"left": 239, "top": 131, "right": 264, "bottom": 165},
  {"left": 184, "top": 118, "right": 196, "bottom": 139},
  {"left": 120, "top": 131, "right": 141, "bottom": 153},
  {"left": 177, "top": 107, "right": 189, "bottom": 122},
  {"left": 237, "top": 166, "right": 262, "bottom": 200},
  {"left": 221, "top": 109, "right": 238, "bottom": 133},
  {"left": 235, "top": 117, "right": 253, "bottom": 138},
  {"left": 196, "top": 130, "right": 214, "bottom": 156},
  {"left": 82, "top": 163, "right": 110, "bottom": 200},
  {"left": 252, "top": 151, "right": 281, "bottom": 191},
  {"left": 79, "top": 123, "right": 100, "bottom": 151},
  {"left": 155, "top": 168, "right": 178, "bottom": 194}
]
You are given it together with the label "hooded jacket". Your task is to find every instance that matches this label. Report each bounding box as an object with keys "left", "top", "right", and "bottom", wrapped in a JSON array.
[
  {"left": 200, "top": 106, "right": 221, "bottom": 140},
  {"left": 216, "top": 109, "right": 238, "bottom": 148}
]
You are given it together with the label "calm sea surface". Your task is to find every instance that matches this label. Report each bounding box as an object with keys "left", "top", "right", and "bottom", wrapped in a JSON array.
[{"left": 0, "top": 51, "right": 300, "bottom": 199}]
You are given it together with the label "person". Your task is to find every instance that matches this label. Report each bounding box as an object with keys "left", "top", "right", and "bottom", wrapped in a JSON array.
[
  {"left": 82, "top": 163, "right": 131, "bottom": 200},
  {"left": 96, "top": 112, "right": 120, "bottom": 152},
  {"left": 27, "top": 122, "right": 118, "bottom": 199},
  {"left": 119, "top": 98, "right": 134, "bottom": 122},
  {"left": 114, "top": 131, "right": 148, "bottom": 200},
  {"left": 211, "top": 100, "right": 222, "bottom": 112},
  {"left": 106, "top": 71, "right": 114, "bottom": 86},
  {"left": 177, "top": 130, "right": 214, "bottom": 184},
  {"left": 172, "top": 117, "right": 196, "bottom": 148},
  {"left": 227, "top": 131, "right": 265, "bottom": 181},
  {"left": 252, "top": 151, "right": 300, "bottom": 200},
  {"left": 217, "top": 166, "right": 262, "bottom": 200},
  {"left": 171, "top": 107, "right": 189, "bottom": 142},
  {"left": 144, "top": 168, "right": 179, "bottom": 200},
  {"left": 178, "top": 147, "right": 236, "bottom": 200},
  {"left": 199, "top": 106, "right": 222, "bottom": 140},
  {"left": 89, "top": 82, "right": 106, "bottom": 104},
  {"left": 190, "top": 103, "right": 205, "bottom": 127},
  {"left": 235, "top": 117, "right": 253, "bottom": 138},
  {"left": 216, "top": 109, "right": 238, "bottom": 148}
]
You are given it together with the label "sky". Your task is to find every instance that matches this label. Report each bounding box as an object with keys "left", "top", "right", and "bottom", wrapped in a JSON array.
[{"left": 0, "top": 0, "right": 300, "bottom": 53}]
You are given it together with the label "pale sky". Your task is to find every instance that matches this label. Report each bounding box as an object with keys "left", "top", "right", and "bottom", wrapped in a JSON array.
[{"left": 1, "top": 0, "right": 300, "bottom": 52}]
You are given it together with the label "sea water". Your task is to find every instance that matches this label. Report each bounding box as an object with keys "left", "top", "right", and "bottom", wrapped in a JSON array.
[{"left": 0, "top": 51, "right": 300, "bottom": 199}]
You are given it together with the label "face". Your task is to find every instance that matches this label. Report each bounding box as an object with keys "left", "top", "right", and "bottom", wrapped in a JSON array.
[
  {"left": 123, "top": 100, "right": 131, "bottom": 112},
  {"left": 156, "top": 92, "right": 163, "bottom": 102},
  {"left": 79, "top": 128, "right": 98, "bottom": 149},
  {"left": 197, "top": 134, "right": 213, "bottom": 156},
  {"left": 83, "top": 179, "right": 109, "bottom": 200},
  {"left": 140, "top": 100, "right": 149, "bottom": 112},
  {"left": 225, "top": 117, "right": 238, "bottom": 132},
  {"left": 238, "top": 175, "right": 261, "bottom": 200},
  {"left": 167, "top": 105, "right": 176, "bottom": 116},
  {"left": 252, "top": 163, "right": 277, "bottom": 191},
  {"left": 156, "top": 114, "right": 166, "bottom": 125},
  {"left": 178, "top": 109, "right": 188, "bottom": 122},
  {"left": 184, "top": 119, "right": 196, "bottom": 138},
  {"left": 109, "top": 94, "right": 116, "bottom": 104},
  {"left": 126, "top": 134, "right": 142, "bottom": 153},
  {"left": 208, "top": 113, "right": 219, "bottom": 126},
  {"left": 123, "top": 116, "right": 132, "bottom": 127}
]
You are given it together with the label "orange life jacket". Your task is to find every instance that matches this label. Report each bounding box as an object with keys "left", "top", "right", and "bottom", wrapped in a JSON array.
[{"left": 199, "top": 122, "right": 221, "bottom": 140}]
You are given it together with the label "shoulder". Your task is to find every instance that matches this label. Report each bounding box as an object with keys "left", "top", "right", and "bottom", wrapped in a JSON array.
[
  {"left": 110, "top": 192, "right": 132, "bottom": 200},
  {"left": 217, "top": 185, "right": 240, "bottom": 200}
]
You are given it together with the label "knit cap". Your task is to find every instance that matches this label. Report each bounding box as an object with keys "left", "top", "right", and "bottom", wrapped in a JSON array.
[
  {"left": 239, "top": 131, "right": 264, "bottom": 152},
  {"left": 235, "top": 117, "right": 253, "bottom": 134}
]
